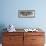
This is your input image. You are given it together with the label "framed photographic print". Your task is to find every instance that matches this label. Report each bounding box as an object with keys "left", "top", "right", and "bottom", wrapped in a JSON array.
[{"left": 18, "top": 10, "right": 35, "bottom": 18}]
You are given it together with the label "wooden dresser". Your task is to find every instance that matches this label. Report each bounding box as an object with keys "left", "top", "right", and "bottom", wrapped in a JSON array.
[{"left": 2, "top": 32, "right": 45, "bottom": 46}]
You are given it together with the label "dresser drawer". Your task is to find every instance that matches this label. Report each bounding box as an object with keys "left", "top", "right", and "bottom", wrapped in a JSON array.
[
  {"left": 24, "top": 32, "right": 44, "bottom": 36},
  {"left": 32, "top": 36, "right": 45, "bottom": 44},
  {"left": 3, "top": 32, "right": 23, "bottom": 36},
  {"left": 3, "top": 35, "right": 23, "bottom": 44},
  {"left": 31, "top": 44, "right": 44, "bottom": 46},
  {"left": 3, "top": 42, "right": 23, "bottom": 46}
]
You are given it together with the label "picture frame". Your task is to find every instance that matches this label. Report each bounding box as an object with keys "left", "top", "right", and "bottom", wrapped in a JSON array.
[{"left": 18, "top": 10, "right": 35, "bottom": 18}]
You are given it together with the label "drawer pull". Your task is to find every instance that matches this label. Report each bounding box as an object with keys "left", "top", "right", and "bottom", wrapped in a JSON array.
[
  {"left": 9, "top": 38, "right": 14, "bottom": 40},
  {"left": 32, "top": 39, "right": 36, "bottom": 40},
  {"left": 9, "top": 38, "right": 12, "bottom": 40}
]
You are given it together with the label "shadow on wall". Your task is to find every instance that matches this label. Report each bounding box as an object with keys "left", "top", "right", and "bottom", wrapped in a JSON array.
[{"left": 0, "top": 24, "right": 7, "bottom": 43}]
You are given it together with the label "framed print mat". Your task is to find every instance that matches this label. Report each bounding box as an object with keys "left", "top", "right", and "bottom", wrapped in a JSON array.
[{"left": 18, "top": 10, "right": 35, "bottom": 18}]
